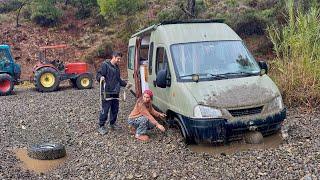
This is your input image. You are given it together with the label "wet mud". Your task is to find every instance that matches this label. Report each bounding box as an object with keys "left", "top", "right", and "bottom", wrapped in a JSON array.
[
  {"left": 13, "top": 148, "right": 67, "bottom": 174},
  {"left": 189, "top": 133, "right": 283, "bottom": 155}
]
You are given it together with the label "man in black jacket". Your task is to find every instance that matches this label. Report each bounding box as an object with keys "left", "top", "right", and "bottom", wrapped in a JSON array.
[{"left": 96, "top": 51, "right": 127, "bottom": 135}]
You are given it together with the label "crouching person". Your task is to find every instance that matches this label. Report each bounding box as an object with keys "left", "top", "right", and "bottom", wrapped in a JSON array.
[{"left": 128, "top": 90, "right": 166, "bottom": 141}]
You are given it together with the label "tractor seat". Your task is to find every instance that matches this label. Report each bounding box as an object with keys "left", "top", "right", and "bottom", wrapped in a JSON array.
[{"left": 51, "top": 59, "right": 65, "bottom": 71}]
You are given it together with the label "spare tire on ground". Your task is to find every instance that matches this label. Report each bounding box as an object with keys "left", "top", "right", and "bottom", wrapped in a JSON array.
[{"left": 27, "top": 143, "right": 66, "bottom": 160}]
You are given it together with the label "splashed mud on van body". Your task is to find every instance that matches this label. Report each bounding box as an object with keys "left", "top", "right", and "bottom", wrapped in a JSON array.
[
  {"left": 203, "top": 84, "right": 278, "bottom": 121},
  {"left": 184, "top": 76, "right": 280, "bottom": 114},
  {"left": 203, "top": 84, "right": 274, "bottom": 109}
]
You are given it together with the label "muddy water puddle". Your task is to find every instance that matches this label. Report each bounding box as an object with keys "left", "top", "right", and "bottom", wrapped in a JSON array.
[
  {"left": 189, "top": 133, "right": 283, "bottom": 155},
  {"left": 13, "top": 148, "right": 67, "bottom": 174}
]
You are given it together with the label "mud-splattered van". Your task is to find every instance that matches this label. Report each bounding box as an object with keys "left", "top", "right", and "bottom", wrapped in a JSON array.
[{"left": 127, "top": 20, "right": 286, "bottom": 144}]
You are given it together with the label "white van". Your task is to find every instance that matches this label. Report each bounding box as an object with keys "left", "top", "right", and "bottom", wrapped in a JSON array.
[{"left": 127, "top": 20, "right": 286, "bottom": 143}]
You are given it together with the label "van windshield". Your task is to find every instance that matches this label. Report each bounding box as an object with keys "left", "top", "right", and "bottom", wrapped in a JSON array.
[{"left": 171, "top": 41, "right": 261, "bottom": 81}]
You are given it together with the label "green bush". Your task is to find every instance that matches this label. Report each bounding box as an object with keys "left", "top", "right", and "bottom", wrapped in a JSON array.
[
  {"left": 21, "top": 5, "right": 32, "bottom": 20},
  {"left": 115, "top": 0, "right": 145, "bottom": 15},
  {"left": 157, "top": 7, "right": 185, "bottom": 22},
  {"left": 85, "top": 40, "right": 113, "bottom": 62},
  {"left": 94, "top": 14, "right": 108, "bottom": 27},
  {"left": 233, "top": 11, "right": 267, "bottom": 36},
  {"left": 76, "top": 8, "right": 91, "bottom": 19},
  {"left": 0, "top": 0, "right": 22, "bottom": 13},
  {"left": 97, "top": 41, "right": 113, "bottom": 58},
  {"left": 97, "top": 0, "right": 145, "bottom": 18},
  {"left": 73, "top": 0, "right": 98, "bottom": 19},
  {"left": 31, "top": 1, "right": 62, "bottom": 27},
  {"left": 117, "top": 16, "right": 140, "bottom": 41},
  {"left": 226, "top": 0, "right": 239, "bottom": 8},
  {"left": 195, "top": 0, "right": 207, "bottom": 16},
  {"left": 268, "top": 0, "right": 320, "bottom": 108}
]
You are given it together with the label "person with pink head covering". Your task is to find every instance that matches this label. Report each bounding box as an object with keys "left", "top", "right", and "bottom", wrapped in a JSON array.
[{"left": 128, "top": 89, "right": 166, "bottom": 141}]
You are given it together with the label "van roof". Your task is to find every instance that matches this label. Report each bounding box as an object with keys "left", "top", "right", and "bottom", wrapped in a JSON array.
[{"left": 130, "top": 20, "right": 241, "bottom": 45}]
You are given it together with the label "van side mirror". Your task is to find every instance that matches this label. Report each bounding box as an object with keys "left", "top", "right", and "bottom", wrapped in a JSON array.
[
  {"left": 156, "top": 69, "right": 169, "bottom": 88},
  {"left": 258, "top": 61, "right": 268, "bottom": 75}
]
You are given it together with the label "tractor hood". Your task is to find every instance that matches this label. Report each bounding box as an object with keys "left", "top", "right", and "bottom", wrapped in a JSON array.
[{"left": 183, "top": 75, "right": 280, "bottom": 109}]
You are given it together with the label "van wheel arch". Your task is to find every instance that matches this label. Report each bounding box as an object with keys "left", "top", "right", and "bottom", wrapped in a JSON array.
[{"left": 172, "top": 113, "right": 196, "bottom": 145}]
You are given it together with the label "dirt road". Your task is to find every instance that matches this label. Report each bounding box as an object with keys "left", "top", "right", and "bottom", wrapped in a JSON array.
[{"left": 0, "top": 85, "right": 319, "bottom": 179}]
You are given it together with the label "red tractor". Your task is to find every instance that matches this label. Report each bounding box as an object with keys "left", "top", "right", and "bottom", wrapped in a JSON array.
[{"left": 32, "top": 45, "right": 93, "bottom": 92}]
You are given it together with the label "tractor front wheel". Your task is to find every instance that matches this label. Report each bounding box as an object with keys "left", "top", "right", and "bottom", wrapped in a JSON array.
[
  {"left": 34, "top": 67, "right": 60, "bottom": 92},
  {"left": 0, "top": 74, "right": 14, "bottom": 96},
  {"left": 76, "top": 73, "right": 93, "bottom": 89}
]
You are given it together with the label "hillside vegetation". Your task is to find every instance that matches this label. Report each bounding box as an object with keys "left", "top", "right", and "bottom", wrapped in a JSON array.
[{"left": 0, "top": 0, "right": 319, "bottom": 108}]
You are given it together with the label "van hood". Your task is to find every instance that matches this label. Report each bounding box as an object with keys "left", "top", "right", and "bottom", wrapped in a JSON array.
[{"left": 183, "top": 75, "right": 280, "bottom": 109}]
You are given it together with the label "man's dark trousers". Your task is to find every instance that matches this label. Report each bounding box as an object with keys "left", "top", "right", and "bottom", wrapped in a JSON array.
[{"left": 99, "top": 98, "right": 119, "bottom": 127}]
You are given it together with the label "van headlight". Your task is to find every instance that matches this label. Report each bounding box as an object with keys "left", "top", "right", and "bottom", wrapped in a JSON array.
[
  {"left": 264, "top": 96, "right": 284, "bottom": 112},
  {"left": 194, "top": 105, "right": 222, "bottom": 118}
]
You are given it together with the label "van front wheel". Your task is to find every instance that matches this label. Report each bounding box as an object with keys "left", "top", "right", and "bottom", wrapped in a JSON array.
[{"left": 173, "top": 116, "right": 195, "bottom": 145}]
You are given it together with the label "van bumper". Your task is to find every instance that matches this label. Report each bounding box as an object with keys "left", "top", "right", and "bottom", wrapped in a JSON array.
[{"left": 181, "top": 108, "right": 286, "bottom": 143}]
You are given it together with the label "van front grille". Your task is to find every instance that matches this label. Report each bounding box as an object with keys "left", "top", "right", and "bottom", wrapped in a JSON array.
[{"left": 229, "top": 106, "right": 263, "bottom": 117}]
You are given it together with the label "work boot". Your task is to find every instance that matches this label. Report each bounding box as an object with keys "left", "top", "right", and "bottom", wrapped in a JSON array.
[
  {"left": 98, "top": 126, "right": 108, "bottom": 135},
  {"left": 135, "top": 134, "right": 150, "bottom": 142}
]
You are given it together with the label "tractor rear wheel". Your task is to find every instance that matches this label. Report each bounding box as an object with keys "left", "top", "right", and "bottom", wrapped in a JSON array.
[
  {"left": 76, "top": 73, "right": 93, "bottom": 89},
  {"left": 0, "top": 73, "right": 14, "bottom": 96},
  {"left": 34, "top": 67, "right": 60, "bottom": 92}
]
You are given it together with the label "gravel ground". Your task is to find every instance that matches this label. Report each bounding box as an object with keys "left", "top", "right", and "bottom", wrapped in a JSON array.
[{"left": 0, "top": 84, "right": 319, "bottom": 179}]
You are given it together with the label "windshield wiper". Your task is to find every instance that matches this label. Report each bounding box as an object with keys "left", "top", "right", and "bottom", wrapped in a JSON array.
[
  {"left": 180, "top": 73, "right": 228, "bottom": 79},
  {"left": 205, "top": 73, "right": 229, "bottom": 79},
  {"left": 180, "top": 74, "right": 197, "bottom": 78},
  {"left": 218, "top": 72, "right": 259, "bottom": 77},
  {"left": 239, "top": 72, "right": 259, "bottom": 76}
]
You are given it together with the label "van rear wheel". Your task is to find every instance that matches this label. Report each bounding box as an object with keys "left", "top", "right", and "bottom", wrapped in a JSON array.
[{"left": 173, "top": 116, "right": 195, "bottom": 145}]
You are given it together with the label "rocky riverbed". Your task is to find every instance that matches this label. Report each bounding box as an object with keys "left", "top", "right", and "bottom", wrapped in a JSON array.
[{"left": 0, "top": 85, "right": 319, "bottom": 179}]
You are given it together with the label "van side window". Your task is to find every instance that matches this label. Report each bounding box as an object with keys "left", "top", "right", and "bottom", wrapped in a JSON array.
[
  {"left": 148, "top": 42, "right": 154, "bottom": 75},
  {"left": 128, "top": 46, "right": 134, "bottom": 70},
  {"left": 156, "top": 47, "right": 168, "bottom": 74}
]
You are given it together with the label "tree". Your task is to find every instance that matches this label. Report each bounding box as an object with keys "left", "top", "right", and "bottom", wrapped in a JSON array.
[
  {"left": 30, "top": 0, "right": 62, "bottom": 27},
  {"left": 179, "top": 0, "right": 195, "bottom": 18},
  {"left": 187, "top": 0, "right": 195, "bottom": 17},
  {"left": 16, "top": 0, "right": 31, "bottom": 27}
]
